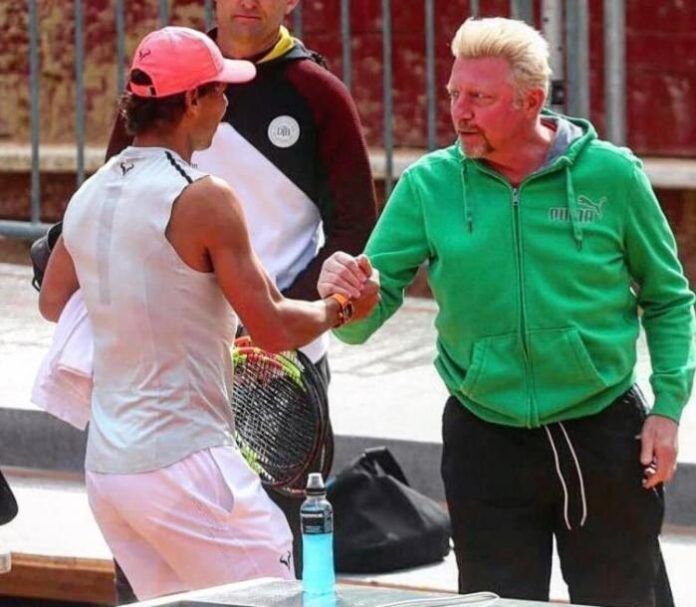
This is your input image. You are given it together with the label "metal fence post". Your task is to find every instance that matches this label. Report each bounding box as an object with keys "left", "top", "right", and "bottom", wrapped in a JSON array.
[
  {"left": 565, "top": 0, "right": 590, "bottom": 117},
  {"left": 382, "top": 0, "right": 394, "bottom": 195},
  {"left": 542, "top": 0, "right": 565, "bottom": 112},
  {"left": 425, "top": 0, "right": 437, "bottom": 151},
  {"left": 341, "top": 0, "right": 352, "bottom": 90},
  {"left": 115, "top": 0, "right": 125, "bottom": 94},
  {"left": 604, "top": 0, "right": 626, "bottom": 145},
  {"left": 511, "top": 0, "right": 534, "bottom": 24},
  {"left": 29, "top": 0, "right": 41, "bottom": 224},
  {"left": 75, "top": 0, "right": 85, "bottom": 187},
  {"left": 293, "top": 3, "right": 303, "bottom": 38},
  {"left": 158, "top": 0, "right": 169, "bottom": 27},
  {"left": 205, "top": 0, "right": 215, "bottom": 31}
]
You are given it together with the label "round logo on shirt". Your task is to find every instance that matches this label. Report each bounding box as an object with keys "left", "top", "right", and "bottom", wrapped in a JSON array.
[{"left": 267, "top": 116, "right": 300, "bottom": 148}]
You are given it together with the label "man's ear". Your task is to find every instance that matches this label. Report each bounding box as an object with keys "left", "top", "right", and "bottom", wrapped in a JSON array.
[
  {"left": 188, "top": 88, "right": 199, "bottom": 107},
  {"left": 524, "top": 87, "right": 546, "bottom": 117}
]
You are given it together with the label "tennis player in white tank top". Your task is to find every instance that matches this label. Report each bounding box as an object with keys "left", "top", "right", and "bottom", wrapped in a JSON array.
[{"left": 38, "top": 26, "right": 379, "bottom": 601}]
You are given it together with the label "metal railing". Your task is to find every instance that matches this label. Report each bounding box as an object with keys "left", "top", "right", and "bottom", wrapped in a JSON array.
[{"left": 1, "top": 0, "right": 627, "bottom": 239}]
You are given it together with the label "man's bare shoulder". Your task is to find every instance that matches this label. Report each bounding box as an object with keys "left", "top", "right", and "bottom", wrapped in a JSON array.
[
  {"left": 172, "top": 174, "right": 246, "bottom": 229},
  {"left": 167, "top": 174, "right": 249, "bottom": 263},
  {"left": 178, "top": 175, "right": 237, "bottom": 210}
]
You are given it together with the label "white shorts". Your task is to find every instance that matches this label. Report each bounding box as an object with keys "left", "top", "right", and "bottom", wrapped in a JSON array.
[{"left": 86, "top": 446, "right": 294, "bottom": 600}]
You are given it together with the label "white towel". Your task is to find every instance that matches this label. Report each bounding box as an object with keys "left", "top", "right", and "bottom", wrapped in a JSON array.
[{"left": 31, "top": 290, "right": 93, "bottom": 430}]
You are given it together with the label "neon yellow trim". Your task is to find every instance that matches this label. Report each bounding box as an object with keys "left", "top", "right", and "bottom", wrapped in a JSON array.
[{"left": 258, "top": 26, "right": 295, "bottom": 63}]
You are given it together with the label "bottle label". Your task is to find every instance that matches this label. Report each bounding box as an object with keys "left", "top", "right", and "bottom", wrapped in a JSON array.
[{"left": 301, "top": 511, "right": 333, "bottom": 534}]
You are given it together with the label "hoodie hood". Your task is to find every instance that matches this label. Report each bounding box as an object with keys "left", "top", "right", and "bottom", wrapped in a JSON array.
[{"left": 541, "top": 113, "right": 585, "bottom": 168}]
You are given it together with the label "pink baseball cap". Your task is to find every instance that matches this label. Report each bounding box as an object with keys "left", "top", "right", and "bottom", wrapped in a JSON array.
[{"left": 128, "top": 26, "right": 256, "bottom": 98}]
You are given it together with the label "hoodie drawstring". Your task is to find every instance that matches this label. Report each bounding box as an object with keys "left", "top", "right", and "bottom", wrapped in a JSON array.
[
  {"left": 460, "top": 164, "right": 473, "bottom": 233},
  {"left": 544, "top": 423, "right": 588, "bottom": 531},
  {"left": 565, "top": 166, "right": 583, "bottom": 251},
  {"left": 558, "top": 422, "right": 588, "bottom": 527},
  {"left": 543, "top": 426, "right": 572, "bottom": 531},
  {"left": 462, "top": 156, "right": 581, "bottom": 250}
]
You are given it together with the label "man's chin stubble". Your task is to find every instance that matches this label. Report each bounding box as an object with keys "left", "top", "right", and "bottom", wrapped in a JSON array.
[{"left": 461, "top": 143, "right": 491, "bottom": 159}]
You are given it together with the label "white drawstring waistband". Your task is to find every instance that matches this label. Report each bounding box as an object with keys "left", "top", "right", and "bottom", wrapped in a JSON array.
[
  {"left": 544, "top": 423, "right": 588, "bottom": 530},
  {"left": 559, "top": 421, "right": 588, "bottom": 527},
  {"left": 544, "top": 425, "right": 572, "bottom": 530}
]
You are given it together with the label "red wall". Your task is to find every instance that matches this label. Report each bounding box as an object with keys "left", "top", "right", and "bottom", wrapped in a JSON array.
[
  {"left": 299, "top": 0, "right": 696, "bottom": 156},
  {"left": 1, "top": 0, "right": 694, "bottom": 156},
  {"left": 296, "top": 0, "right": 508, "bottom": 149}
]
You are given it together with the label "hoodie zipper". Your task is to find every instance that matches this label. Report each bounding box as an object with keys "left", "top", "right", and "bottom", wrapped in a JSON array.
[
  {"left": 511, "top": 187, "right": 536, "bottom": 426},
  {"left": 468, "top": 161, "right": 567, "bottom": 427},
  {"left": 511, "top": 188, "right": 527, "bottom": 348}
]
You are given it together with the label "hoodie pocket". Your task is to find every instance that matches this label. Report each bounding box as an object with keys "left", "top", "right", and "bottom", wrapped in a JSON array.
[
  {"left": 529, "top": 327, "right": 607, "bottom": 415},
  {"left": 460, "top": 328, "right": 607, "bottom": 421},
  {"left": 460, "top": 333, "right": 529, "bottom": 417}
]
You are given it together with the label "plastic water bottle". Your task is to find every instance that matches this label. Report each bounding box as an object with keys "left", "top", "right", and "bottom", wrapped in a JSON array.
[
  {"left": 0, "top": 542, "right": 10, "bottom": 574},
  {"left": 301, "top": 472, "right": 335, "bottom": 595}
]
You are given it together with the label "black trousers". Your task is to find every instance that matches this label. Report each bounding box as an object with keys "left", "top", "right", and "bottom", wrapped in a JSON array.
[
  {"left": 114, "top": 356, "right": 331, "bottom": 603},
  {"left": 441, "top": 386, "right": 674, "bottom": 607}
]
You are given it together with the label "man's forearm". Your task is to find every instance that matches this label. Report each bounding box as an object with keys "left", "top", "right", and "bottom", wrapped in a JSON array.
[{"left": 271, "top": 297, "right": 341, "bottom": 351}]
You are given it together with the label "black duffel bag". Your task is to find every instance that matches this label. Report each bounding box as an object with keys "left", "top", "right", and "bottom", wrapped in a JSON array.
[
  {"left": 0, "top": 468, "right": 18, "bottom": 526},
  {"left": 327, "top": 446, "right": 450, "bottom": 573}
]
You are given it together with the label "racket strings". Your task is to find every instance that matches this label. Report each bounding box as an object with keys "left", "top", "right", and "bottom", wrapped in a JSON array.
[{"left": 232, "top": 352, "right": 322, "bottom": 487}]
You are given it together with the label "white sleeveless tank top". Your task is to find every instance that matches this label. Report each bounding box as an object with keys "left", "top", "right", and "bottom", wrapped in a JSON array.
[{"left": 63, "top": 146, "right": 238, "bottom": 473}]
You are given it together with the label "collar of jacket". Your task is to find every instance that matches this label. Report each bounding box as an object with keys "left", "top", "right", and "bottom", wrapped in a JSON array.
[
  {"left": 258, "top": 25, "right": 295, "bottom": 62},
  {"left": 207, "top": 25, "right": 315, "bottom": 67}
]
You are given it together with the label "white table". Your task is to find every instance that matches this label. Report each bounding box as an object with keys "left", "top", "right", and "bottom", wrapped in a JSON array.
[{"left": 130, "top": 578, "right": 584, "bottom": 607}]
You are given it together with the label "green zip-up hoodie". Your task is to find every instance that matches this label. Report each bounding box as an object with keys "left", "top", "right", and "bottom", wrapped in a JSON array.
[{"left": 335, "top": 115, "right": 695, "bottom": 427}]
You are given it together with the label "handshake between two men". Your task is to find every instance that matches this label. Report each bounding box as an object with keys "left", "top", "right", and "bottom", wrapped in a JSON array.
[{"left": 318, "top": 252, "right": 380, "bottom": 322}]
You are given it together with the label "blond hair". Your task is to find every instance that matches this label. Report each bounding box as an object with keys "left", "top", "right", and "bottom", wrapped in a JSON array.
[{"left": 451, "top": 17, "right": 551, "bottom": 95}]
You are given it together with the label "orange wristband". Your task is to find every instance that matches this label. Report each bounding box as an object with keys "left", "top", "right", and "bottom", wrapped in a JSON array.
[{"left": 327, "top": 293, "right": 354, "bottom": 327}]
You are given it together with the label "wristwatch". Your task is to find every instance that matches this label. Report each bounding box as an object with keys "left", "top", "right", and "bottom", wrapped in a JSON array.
[{"left": 328, "top": 293, "right": 354, "bottom": 327}]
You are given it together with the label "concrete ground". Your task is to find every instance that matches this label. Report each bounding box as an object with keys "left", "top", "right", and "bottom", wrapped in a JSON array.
[
  {"left": 1, "top": 237, "right": 695, "bottom": 605},
  {"left": 2, "top": 469, "right": 696, "bottom": 606}
]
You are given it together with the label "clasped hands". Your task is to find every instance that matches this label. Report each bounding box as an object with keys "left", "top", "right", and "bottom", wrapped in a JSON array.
[{"left": 319, "top": 252, "right": 380, "bottom": 323}]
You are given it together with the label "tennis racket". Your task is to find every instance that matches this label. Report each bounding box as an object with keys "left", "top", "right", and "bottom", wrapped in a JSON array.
[{"left": 231, "top": 337, "right": 331, "bottom": 497}]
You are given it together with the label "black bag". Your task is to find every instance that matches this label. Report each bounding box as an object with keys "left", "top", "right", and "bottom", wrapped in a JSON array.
[
  {"left": 29, "top": 221, "right": 63, "bottom": 291},
  {"left": 0, "top": 468, "right": 18, "bottom": 526},
  {"left": 327, "top": 447, "right": 450, "bottom": 573}
]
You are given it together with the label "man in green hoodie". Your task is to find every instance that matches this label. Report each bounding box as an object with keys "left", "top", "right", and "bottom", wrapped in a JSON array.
[{"left": 319, "top": 17, "right": 694, "bottom": 607}]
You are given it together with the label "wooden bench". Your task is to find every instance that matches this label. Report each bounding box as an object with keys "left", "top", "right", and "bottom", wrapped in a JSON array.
[{"left": 0, "top": 468, "right": 115, "bottom": 605}]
